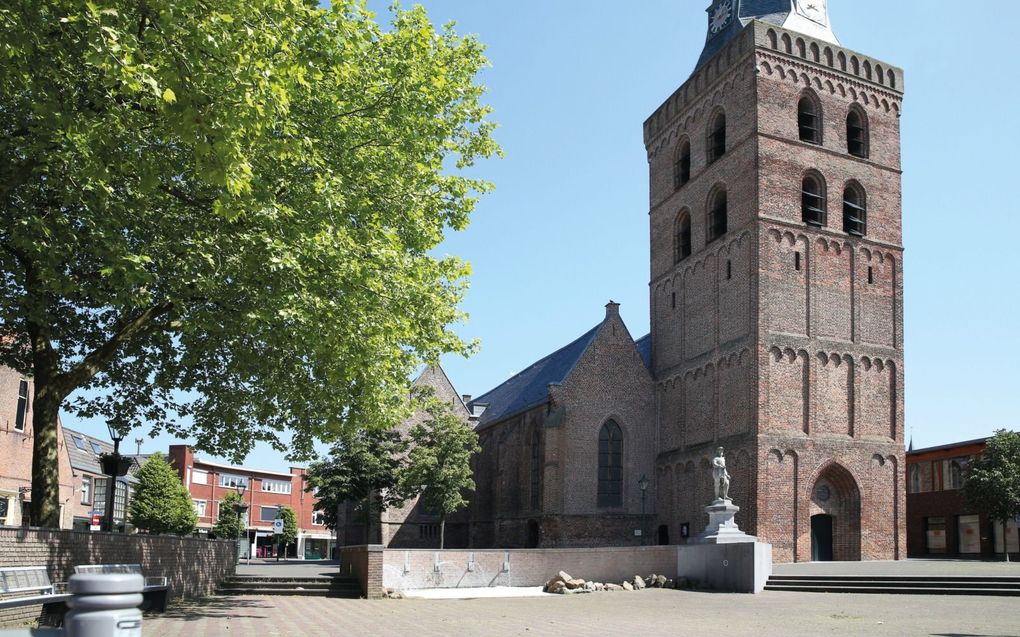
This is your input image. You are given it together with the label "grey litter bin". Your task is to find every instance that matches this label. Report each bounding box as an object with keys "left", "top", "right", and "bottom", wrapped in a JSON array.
[{"left": 64, "top": 573, "right": 143, "bottom": 637}]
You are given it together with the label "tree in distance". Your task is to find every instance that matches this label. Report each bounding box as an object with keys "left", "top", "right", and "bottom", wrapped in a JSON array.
[
  {"left": 963, "top": 429, "right": 1020, "bottom": 561},
  {"left": 1, "top": 0, "right": 499, "bottom": 527},
  {"left": 128, "top": 453, "right": 197, "bottom": 535},
  {"left": 274, "top": 505, "right": 299, "bottom": 560},
  {"left": 398, "top": 400, "right": 480, "bottom": 549},
  {"left": 212, "top": 490, "right": 247, "bottom": 541}
]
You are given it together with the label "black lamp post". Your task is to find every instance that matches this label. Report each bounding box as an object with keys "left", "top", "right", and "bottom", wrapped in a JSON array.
[
  {"left": 99, "top": 423, "right": 133, "bottom": 533},
  {"left": 232, "top": 483, "right": 249, "bottom": 563},
  {"left": 638, "top": 474, "right": 649, "bottom": 546}
]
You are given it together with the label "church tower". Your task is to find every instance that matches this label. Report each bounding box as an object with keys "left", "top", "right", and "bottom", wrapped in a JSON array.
[{"left": 646, "top": 0, "right": 905, "bottom": 562}]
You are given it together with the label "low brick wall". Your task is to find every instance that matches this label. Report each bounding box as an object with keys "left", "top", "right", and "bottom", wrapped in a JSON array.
[
  {"left": 0, "top": 526, "right": 236, "bottom": 627},
  {"left": 338, "top": 545, "right": 384, "bottom": 599}
]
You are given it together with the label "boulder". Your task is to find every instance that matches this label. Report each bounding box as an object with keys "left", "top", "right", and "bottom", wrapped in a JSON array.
[
  {"left": 605, "top": 583, "right": 624, "bottom": 592},
  {"left": 653, "top": 575, "right": 668, "bottom": 588},
  {"left": 633, "top": 575, "right": 646, "bottom": 590},
  {"left": 546, "top": 580, "right": 568, "bottom": 595},
  {"left": 664, "top": 578, "right": 675, "bottom": 590},
  {"left": 564, "top": 577, "right": 586, "bottom": 590},
  {"left": 593, "top": 582, "right": 605, "bottom": 592},
  {"left": 544, "top": 573, "right": 567, "bottom": 593},
  {"left": 622, "top": 581, "right": 634, "bottom": 591}
]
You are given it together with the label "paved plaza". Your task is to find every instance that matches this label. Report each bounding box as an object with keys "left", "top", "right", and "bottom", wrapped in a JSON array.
[{"left": 145, "top": 588, "right": 1020, "bottom": 637}]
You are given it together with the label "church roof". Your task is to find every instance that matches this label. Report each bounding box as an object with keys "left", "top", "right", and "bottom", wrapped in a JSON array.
[
  {"left": 635, "top": 333, "right": 652, "bottom": 370},
  {"left": 469, "top": 323, "right": 602, "bottom": 428}
]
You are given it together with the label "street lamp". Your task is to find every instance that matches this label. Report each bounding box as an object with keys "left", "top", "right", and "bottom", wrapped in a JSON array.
[
  {"left": 638, "top": 474, "right": 649, "bottom": 546},
  {"left": 99, "top": 423, "right": 133, "bottom": 533},
  {"left": 232, "top": 483, "right": 249, "bottom": 564}
]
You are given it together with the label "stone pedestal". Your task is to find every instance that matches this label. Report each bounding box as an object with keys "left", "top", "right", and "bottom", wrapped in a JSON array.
[{"left": 692, "top": 500, "right": 757, "bottom": 545}]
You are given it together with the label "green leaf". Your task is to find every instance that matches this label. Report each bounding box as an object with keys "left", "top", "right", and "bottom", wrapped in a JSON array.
[{"left": 162, "top": 87, "right": 176, "bottom": 103}]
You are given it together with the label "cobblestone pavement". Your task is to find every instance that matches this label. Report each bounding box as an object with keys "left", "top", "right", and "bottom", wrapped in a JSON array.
[{"left": 145, "top": 589, "right": 1020, "bottom": 637}]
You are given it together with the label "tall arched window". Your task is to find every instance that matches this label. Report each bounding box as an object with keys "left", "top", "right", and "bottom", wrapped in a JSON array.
[
  {"left": 673, "top": 139, "right": 691, "bottom": 189},
  {"left": 946, "top": 460, "right": 963, "bottom": 490},
  {"left": 798, "top": 94, "right": 822, "bottom": 144},
  {"left": 843, "top": 182, "right": 867, "bottom": 236},
  {"left": 707, "top": 187, "right": 727, "bottom": 243},
  {"left": 847, "top": 107, "right": 869, "bottom": 158},
  {"left": 530, "top": 428, "right": 541, "bottom": 510},
  {"left": 597, "top": 420, "right": 623, "bottom": 508},
  {"left": 675, "top": 211, "right": 692, "bottom": 263},
  {"left": 707, "top": 112, "right": 726, "bottom": 164},
  {"left": 802, "top": 173, "right": 826, "bottom": 226},
  {"left": 908, "top": 464, "right": 921, "bottom": 494}
]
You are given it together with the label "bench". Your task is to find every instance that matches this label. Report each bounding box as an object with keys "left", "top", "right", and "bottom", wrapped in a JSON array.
[
  {"left": 0, "top": 566, "right": 72, "bottom": 625},
  {"left": 73, "top": 564, "right": 169, "bottom": 613}
]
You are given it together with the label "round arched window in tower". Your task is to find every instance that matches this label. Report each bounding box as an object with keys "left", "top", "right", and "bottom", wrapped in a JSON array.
[{"left": 816, "top": 484, "right": 832, "bottom": 503}]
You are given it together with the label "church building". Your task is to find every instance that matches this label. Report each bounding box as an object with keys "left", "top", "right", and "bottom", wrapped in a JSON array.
[{"left": 350, "top": 0, "right": 907, "bottom": 563}]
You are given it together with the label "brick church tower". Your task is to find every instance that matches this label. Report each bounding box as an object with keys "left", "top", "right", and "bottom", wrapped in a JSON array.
[{"left": 645, "top": 0, "right": 905, "bottom": 562}]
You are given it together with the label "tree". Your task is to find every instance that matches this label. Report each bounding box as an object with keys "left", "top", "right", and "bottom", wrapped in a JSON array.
[
  {"left": 305, "top": 427, "right": 407, "bottom": 536},
  {"left": 1, "top": 0, "right": 498, "bottom": 527},
  {"left": 274, "top": 505, "right": 298, "bottom": 560},
  {"left": 963, "top": 429, "right": 1020, "bottom": 561},
  {"left": 212, "top": 491, "right": 247, "bottom": 540},
  {"left": 128, "top": 453, "right": 197, "bottom": 535},
  {"left": 398, "top": 402, "right": 480, "bottom": 549}
]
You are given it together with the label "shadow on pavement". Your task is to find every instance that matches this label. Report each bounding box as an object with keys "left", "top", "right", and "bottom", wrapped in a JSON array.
[{"left": 163, "top": 596, "right": 273, "bottom": 622}]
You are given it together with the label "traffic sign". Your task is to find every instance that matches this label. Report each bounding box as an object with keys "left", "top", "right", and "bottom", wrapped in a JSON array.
[
  {"left": 90, "top": 513, "right": 101, "bottom": 532},
  {"left": 273, "top": 519, "right": 284, "bottom": 535}
]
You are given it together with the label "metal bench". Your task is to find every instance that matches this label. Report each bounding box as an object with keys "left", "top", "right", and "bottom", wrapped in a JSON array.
[
  {"left": 0, "top": 566, "right": 72, "bottom": 625},
  {"left": 73, "top": 564, "right": 169, "bottom": 613}
]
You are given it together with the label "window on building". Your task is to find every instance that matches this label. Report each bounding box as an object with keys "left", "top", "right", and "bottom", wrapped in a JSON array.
[
  {"left": 707, "top": 112, "right": 726, "bottom": 164},
  {"left": 907, "top": 464, "right": 921, "bottom": 494},
  {"left": 530, "top": 428, "right": 541, "bottom": 511},
  {"left": 312, "top": 510, "right": 326, "bottom": 526},
  {"left": 14, "top": 380, "right": 29, "bottom": 432},
  {"left": 673, "top": 139, "right": 691, "bottom": 189},
  {"left": 675, "top": 211, "right": 692, "bottom": 263},
  {"left": 261, "top": 479, "right": 292, "bottom": 494},
  {"left": 419, "top": 524, "right": 439, "bottom": 540},
  {"left": 925, "top": 517, "right": 947, "bottom": 554},
  {"left": 707, "top": 188, "right": 728, "bottom": 243},
  {"left": 846, "top": 107, "right": 869, "bottom": 158},
  {"left": 943, "top": 459, "right": 964, "bottom": 490},
  {"left": 260, "top": 506, "right": 281, "bottom": 522},
  {"left": 71, "top": 435, "right": 86, "bottom": 451},
  {"left": 81, "top": 476, "right": 92, "bottom": 505},
  {"left": 191, "top": 469, "right": 208, "bottom": 485},
  {"left": 843, "top": 183, "right": 867, "bottom": 236},
  {"left": 798, "top": 95, "right": 822, "bottom": 144},
  {"left": 0, "top": 497, "right": 9, "bottom": 526},
  {"left": 597, "top": 420, "right": 623, "bottom": 508},
  {"left": 795, "top": 252, "right": 802, "bottom": 271},
  {"left": 218, "top": 474, "right": 249, "bottom": 489},
  {"left": 193, "top": 500, "right": 207, "bottom": 517},
  {"left": 802, "top": 174, "right": 826, "bottom": 226},
  {"left": 89, "top": 441, "right": 104, "bottom": 456}
]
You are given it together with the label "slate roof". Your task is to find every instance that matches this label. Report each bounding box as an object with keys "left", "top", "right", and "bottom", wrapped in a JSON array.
[
  {"left": 635, "top": 333, "right": 652, "bottom": 371},
  {"left": 469, "top": 323, "right": 603, "bottom": 429},
  {"left": 63, "top": 427, "right": 143, "bottom": 483}
]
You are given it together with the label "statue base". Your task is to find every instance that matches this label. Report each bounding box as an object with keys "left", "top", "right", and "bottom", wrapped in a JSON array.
[{"left": 691, "top": 500, "right": 757, "bottom": 545}]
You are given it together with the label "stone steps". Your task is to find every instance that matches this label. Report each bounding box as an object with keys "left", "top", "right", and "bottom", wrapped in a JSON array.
[
  {"left": 218, "top": 575, "right": 361, "bottom": 598},
  {"left": 765, "top": 574, "right": 1020, "bottom": 596}
]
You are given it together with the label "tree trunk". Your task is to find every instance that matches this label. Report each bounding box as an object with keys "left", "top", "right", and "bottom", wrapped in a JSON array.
[
  {"left": 439, "top": 513, "right": 446, "bottom": 550},
  {"left": 1005, "top": 520, "right": 1011, "bottom": 563},
  {"left": 30, "top": 390, "right": 63, "bottom": 528}
]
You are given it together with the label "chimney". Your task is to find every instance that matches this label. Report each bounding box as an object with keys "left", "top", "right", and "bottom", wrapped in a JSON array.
[
  {"left": 605, "top": 300, "right": 620, "bottom": 318},
  {"left": 462, "top": 394, "right": 472, "bottom": 405}
]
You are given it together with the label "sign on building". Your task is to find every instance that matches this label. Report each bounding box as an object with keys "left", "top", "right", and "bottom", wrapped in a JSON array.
[{"left": 273, "top": 519, "right": 284, "bottom": 535}]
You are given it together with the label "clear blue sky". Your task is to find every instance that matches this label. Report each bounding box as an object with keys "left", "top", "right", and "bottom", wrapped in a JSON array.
[{"left": 64, "top": 1, "right": 1020, "bottom": 469}]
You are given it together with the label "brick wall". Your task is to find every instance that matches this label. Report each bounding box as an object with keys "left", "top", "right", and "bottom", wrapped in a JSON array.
[
  {"left": 338, "top": 545, "right": 383, "bottom": 599},
  {"left": 0, "top": 527, "right": 236, "bottom": 627}
]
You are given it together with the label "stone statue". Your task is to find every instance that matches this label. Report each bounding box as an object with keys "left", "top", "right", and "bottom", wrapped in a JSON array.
[{"left": 712, "top": 447, "right": 730, "bottom": 502}]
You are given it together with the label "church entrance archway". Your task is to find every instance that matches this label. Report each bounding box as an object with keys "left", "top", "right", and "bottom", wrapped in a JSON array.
[
  {"left": 809, "top": 463, "right": 862, "bottom": 561},
  {"left": 526, "top": 519, "right": 540, "bottom": 548},
  {"left": 811, "top": 514, "right": 834, "bottom": 561}
]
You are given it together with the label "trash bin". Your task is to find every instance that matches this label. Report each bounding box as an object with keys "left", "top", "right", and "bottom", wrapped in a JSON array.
[{"left": 64, "top": 573, "right": 143, "bottom": 637}]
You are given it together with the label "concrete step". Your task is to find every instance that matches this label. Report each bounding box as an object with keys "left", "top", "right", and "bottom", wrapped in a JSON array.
[
  {"left": 765, "top": 574, "right": 1020, "bottom": 596},
  {"left": 765, "top": 584, "right": 1020, "bottom": 596},
  {"left": 218, "top": 586, "right": 361, "bottom": 598},
  {"left": 218, "top": 575, "right": 362, "bottom": 598}
]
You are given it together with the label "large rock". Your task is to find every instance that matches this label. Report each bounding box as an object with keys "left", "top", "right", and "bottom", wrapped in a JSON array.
[
  {"left": 546, "top": 580, "right": 568, "bottom": 595},
  {"left": 543, "top": 574, "right": 567, "bottom": 593},
  {"left": 622, "top": 581, "right": 634, "bottom": 591},
  {"left": 633, "top": 575, "right": 646, "bottom": 590},
  {"left": 605, "top": 583, "right": 624, "bottom": 592},
  {"left": 653, "top": 575, "right": 668, "bottom": 588},
  {"left": 564, "top": 577, "right": 586, "bottom": 590}
]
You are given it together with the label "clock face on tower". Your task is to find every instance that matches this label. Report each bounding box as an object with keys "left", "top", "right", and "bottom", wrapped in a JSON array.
[
  {"left": 794, "top": 0, "right": 829, "bottom": 26},
  {"left": 708, "top": 0, "right": 733, "bottom": 38}
]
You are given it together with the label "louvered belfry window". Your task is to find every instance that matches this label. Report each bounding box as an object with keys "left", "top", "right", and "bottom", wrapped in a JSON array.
[
  {"left": 802, "top": 175, "right": 826, "bottom": 226},
  {"left": 843, "top": 185, "right": 867, "bottom": 236},
  {"left": 798, "top": 96, "right": 821, "bottom": 144},
  {"left": 847, "top": 109, "right": 868, "bottom": 158},
  {"left": 597, "top": 421, "right": 623, "bottom": 508},
  {"left": 707, "top": 189, "right": 728, "bottom": 243},
  {"left": 707, "top": 113, "right": 726, "bottom": 164},
  {"left": 673, "top": 141, "right": 691, "bottom": 190}
]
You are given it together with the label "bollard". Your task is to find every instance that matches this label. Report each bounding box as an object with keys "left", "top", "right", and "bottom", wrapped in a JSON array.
[{"left": 64, "top": 574, "right": 143, "bottom": 637}]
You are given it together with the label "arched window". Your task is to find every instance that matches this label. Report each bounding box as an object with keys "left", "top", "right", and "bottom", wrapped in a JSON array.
[
  {"left": 707, "top": 187, "right": 727, "bottom": 243},
  {"left": 946, "top": 460, "right": 963, "bottom": 490},
  {"left": 673, "top": 139, "right": 691, "bottom": 189},
  {"left": 675, "top": 211, "right": 692, "bottom": 263},
  {"left": 843, "top": 182, "right": 866, "bottom": 236},
  {"left": 707, "top": 112, "right": 726, "bottom": 164},
  {"left": 530, "top": 428, "right": 541, "bottom": 509},
  {"left": 597, "top": 420, "right": 623, "bottom": 508},
  {"left": 847, "top": 107, "right": 869, "bottom": 158},
  {"left": 802, "top": 173, "right": 826, "bottom": 226},
  {"left": 908, "top": 464, "right": 921, "bottom": 494},
  {"left": 798, "top": 94, "right": 822, "bottom": 144}
]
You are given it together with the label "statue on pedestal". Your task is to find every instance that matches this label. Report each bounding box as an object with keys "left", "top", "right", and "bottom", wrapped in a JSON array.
[{"left": 712, "top": 447, "right": 730, "bottom": 502}]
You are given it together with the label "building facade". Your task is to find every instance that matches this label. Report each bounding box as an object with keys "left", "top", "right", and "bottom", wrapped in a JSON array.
[
  {"left": 907, "top": 438, "right": 1019, "bottom": 559},
  {"left": 62, "top": 427, "right": 143, "bottom": 532},
  {"left": 168, "top": 445, "right": 334, "bottom": 559}
]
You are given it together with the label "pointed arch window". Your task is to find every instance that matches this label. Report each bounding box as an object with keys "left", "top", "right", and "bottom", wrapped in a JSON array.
[
  {"left": 798, "top": 94, "right": 822, "bottom": 144},
  {"left": 673, "top": 139, "right": 691, "bottom": 190},
  {"left": 847, "top": 107, "right": 869, "bottom": 158},
  {"left": 843, "top": 182, "right": 867, "bottom": 237},
  {"left": 597, "top": 420, "right": 623, "bottom": 508},
  {"left": 675, "top": 210, "right": 692, "bottom": 263},
  {"left": 707, "top": 112, "right": 726, "bottom": 164},
  {"left": 802, "top": 173, "right": 826, "bottom": 226},
  {"left": 707, "top": 187, "right": 728, "bottom": 243}
]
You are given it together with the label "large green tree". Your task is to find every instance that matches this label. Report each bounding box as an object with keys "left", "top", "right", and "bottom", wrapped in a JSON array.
[
  {"left": 963, "top": 429, "right": 1020, "bottom": 561},
  {"left": 398, "top": 401, "right": 479, "bottom": 549},
  {"left": 0, "top": 0, "right": 498, "bottom": 527},
  {"left": 128, "top": 452, "right": 197, "bottom": 535},
  {"left": 212, "top": 490, "right": 247, "bottom": 540},
  {"left": 274, "top": 505, "right": 298, "bottom": 559},
  {"left": 304, "top": 426, "right": 407, "bottom": 535}
]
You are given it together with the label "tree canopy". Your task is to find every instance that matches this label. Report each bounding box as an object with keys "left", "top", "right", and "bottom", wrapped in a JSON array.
[
  {"left": 127, "top": 453, "right": 197, "bottom": 535},
  {"left": 963, "top": 429, "right": 1020, "bottom": 560},
  {"left": 0, "top": 0, "right": 498, "bottom": 527},
  {"left": 212, "top": 490, "right": 247, "bottom": 540}
]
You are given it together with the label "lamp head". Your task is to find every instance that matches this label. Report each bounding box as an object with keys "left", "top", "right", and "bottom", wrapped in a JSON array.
[
  {"left": 235, "top": 483, "right": 247, "bottom": 497},
  {"left": 638, "top": 474, "right": 649, "bottom": 492}
]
